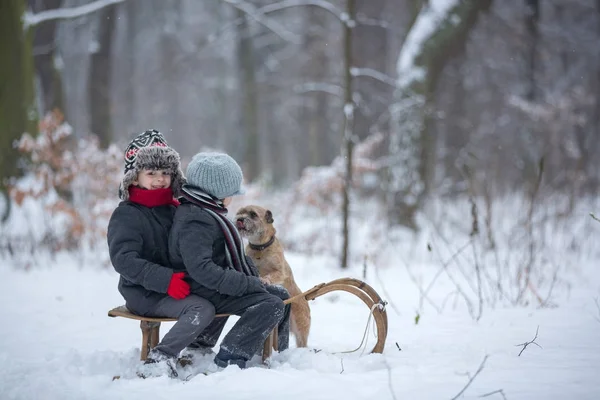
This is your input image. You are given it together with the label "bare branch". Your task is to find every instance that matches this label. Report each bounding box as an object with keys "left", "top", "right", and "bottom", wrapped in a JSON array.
[
  {"left": 590, "top": 213, "right": 600, "bottom": 223},
  {"left": 23, "top": 0, "right": 125, "bottom": 28},
  {"left": 257, "top": 0, "right": 343, "bottom": 21},
  {"left": 422, "top": 240, "right": 472, "bottom": 309},
  {"left": 451, "top": 355, "right": 489, "bottom": 400},
  {"left": 539, "top": 264, "right": 560, "bottom": 308},
  {"left": 479, "top": 389, "right": 507, "bottom": 400},
  {"left": 221, "top": 0, "right": 301, "bottom": 43},
  {"left": 293, "top": 82, "right": 344, "bottom": 97},
  {"left": 383, "top": 358, "right": 398, "bottom": 400},
  {"left": 373, "top": 260, "right": 402, "bottom": 316},
  {"left": 355, "top": 13, "right": 390, "bottom": 28},
  {"left": 350, "top": 67, "right": 398, "bottom": 87},
  {"left": 418, "top": 234, "right": 477, "bottom": 317},
  {"left": 515, "top": 326, "right": 542, "bottom": 356}
]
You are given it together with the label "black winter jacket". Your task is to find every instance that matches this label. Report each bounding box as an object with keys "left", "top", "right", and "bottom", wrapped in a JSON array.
[
  {"left": 169, "top": 201, "right": 265, "bottom": 298},
  {"left": 107, "top": 201, "right": 177, "bottom": 313}
]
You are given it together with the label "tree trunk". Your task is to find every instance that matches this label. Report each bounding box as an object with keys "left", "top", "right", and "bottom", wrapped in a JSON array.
[
  {"left": 303, "top": 5, "right": 329, "bottom": 167},
  {"left": 236, "top": 9, "right": 260, "bottom": 182},
  {"left": 524, "top": 0, "right": 539, "bottom": 100},
  {"left": 352, "top": 0, "right": 390, "bottom": 140},
  {"left": 388, "top": 0, "right": 492, "bottom": 229},
  {"left": 0, "top": 0, "right": 37, "bottom": 221},
  {"left": 595, "top": 0, "right": 600, "bottom": 180},
  {"left": 215, "top": 1, "right": 230, "bottom": 151},
  {"left": 340, "top": 0, "right": 356, "bottom": 269},
  {"left": 88, "top": 3, "right": 116, "bottom": 148},
  {"left": 29, "top": 0, "right": 64, "bottom": 115}
]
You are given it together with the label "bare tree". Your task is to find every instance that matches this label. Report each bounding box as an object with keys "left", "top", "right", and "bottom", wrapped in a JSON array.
[
  {"left": 236, "top": 8, "right": 260, "bottom": 182},
  {"left": 524, "top": 0, "right": 539, "bottom": 101},
  {"left": 352, "top": 0, "right": 391, "bottom": 140},
  {"left": 0, "top": 0, "right": 37, "bottom": 221},
  {"left": 29, "top": 0, "right": 65, "bottom": 115},
  {"left": 340, "top": 0, "right": 356, "bottom": 269},
  {"left": 387, "top": 0, "right": 493, "bottom": 229},
  {"left": 88, "top": 2, "right": 116, "bottom": 147},
  {"left": 1, "top": 0, "right": 128, "bottom": 221},
  {"left": 302, "top": 4, "right": 332, "bottom": 167}
]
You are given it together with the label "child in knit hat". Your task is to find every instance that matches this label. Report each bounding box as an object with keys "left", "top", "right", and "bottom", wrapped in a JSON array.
[
  {"left": 169, "top": 152, "right": 291, "bottom": 369},
  {"left": 107, "top": 130, "right": 216, "bottom": 378}
]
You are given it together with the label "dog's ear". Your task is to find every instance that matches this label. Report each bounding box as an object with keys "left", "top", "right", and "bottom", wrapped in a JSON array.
[{"left": 265, "top": 209, "right": 274, "bottom": 224}]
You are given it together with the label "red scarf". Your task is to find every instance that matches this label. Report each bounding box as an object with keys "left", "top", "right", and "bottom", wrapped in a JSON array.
[{"left": 128, "top": 186, "right": 180, "bottom": 207}]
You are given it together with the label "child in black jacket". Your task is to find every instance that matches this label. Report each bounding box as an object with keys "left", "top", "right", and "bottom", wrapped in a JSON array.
[
  {"left": 107, "top": 130, "right": 215, "bottom": 378},
  {"left": 169, "top": 152, "right": 291, "bottom": 369}
]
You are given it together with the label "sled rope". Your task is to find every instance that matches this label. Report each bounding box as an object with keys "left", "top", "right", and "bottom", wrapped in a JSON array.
[{"left": 340, "top": 300, "right": 388, "bottom": 355}]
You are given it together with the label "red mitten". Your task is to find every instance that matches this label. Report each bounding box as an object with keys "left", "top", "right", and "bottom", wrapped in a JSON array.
[{"left": 167, "top": 272, "right": 190, "bottom": 300}]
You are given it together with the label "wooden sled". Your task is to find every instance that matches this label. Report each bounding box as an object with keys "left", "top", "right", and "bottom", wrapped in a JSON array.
[{"left": 108, "top": 278, "right": 387, "bottom": 362}]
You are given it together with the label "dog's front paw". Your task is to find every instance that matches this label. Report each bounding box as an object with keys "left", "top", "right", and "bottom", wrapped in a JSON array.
[{"left": 260, "top": 276, "right": 272, "bottom": 285}]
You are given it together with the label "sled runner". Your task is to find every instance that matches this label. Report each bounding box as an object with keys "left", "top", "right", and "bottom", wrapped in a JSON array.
[{"left": 108, "top": 277, "right": 388, "bottom": 361}]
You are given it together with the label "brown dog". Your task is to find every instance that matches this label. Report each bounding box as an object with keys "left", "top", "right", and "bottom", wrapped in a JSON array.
[{"left": 235, "top": 205, "right": 311, "bottom": 348}]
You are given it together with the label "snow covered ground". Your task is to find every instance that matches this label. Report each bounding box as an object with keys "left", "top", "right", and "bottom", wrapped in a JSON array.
[
  {"left": 1, "top": 182, "right": 599, "bottom": 399},
  {"left": 1, "top": 246, "right": 599, "bottom": 400}
]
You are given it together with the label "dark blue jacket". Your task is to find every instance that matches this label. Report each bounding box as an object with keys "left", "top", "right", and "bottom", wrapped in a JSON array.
[
  {"left": 107, "top": 201, "right": 177, "bottom": 313},
  {"left": 168, "top": 201, "right": 264, "bottom": 298}
]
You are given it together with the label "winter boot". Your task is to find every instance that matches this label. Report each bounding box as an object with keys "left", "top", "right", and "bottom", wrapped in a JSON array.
[
  {"left": 137, "top": 349, "right": 179, "bottom": 379},
  {"left": 178, "top": 345, "right": 216, "bottom": 367},
  {"left": 214, "top": 349, "right": 247, "bottom": 369}
]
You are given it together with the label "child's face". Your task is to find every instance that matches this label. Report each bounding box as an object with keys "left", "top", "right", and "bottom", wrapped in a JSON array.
[
  {"left": 133, "top": 169, "right": 172, "bottom": 190},
  {"left": 222, "top": 197, "right": 232, "bottom": 207}
]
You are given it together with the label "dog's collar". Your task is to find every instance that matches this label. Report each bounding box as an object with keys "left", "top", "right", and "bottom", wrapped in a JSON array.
[{"left": 248, "top": 236, "right": 275, "bottom": 251}]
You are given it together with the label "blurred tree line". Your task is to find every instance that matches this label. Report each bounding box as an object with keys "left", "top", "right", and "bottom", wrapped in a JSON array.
[{"left": 1, "top": 0, "right": 599, "bottom": 231}]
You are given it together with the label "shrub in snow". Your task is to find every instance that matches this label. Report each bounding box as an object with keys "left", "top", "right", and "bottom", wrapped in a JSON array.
[{"left": 2, "top": 110, "right": 121, "bottom": 264}]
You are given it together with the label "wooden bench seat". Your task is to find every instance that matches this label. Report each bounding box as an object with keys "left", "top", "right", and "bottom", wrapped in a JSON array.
[{"left": 108, "top": 305, "right": 278, "bottom": 362}]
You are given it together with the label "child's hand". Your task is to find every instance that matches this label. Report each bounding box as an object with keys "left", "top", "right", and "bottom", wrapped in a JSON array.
[
  {"left": 246, "top": 276, "right": 268, "bottom": 294},
  {"left": 167, "top": 272, "right": 191, "bottom": 299}
]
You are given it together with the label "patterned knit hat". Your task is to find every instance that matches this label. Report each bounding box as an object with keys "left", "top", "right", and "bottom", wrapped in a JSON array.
[
  {"left": 118, "top": 129, "right": 185, "bottom": 200},
  {"left": 185, "top": 152, "right": 246, "bottom": 199}
]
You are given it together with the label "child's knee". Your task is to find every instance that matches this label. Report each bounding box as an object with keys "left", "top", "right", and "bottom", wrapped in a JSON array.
[
  {"left": 267, "top": 285, "right": 290, "bottom": 300},
  {"left": 183, "top": 298, "right": 215, "bottom": 326},
  {"left": 265, "top": 294, "right": 285, "bottom": 316}
]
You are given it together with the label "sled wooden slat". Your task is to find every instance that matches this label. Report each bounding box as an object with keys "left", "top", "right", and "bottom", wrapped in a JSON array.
[
  {"left": 108, "top": 306, "right": 275, "bottom": 362},
  {"left": 108, "top": 305, "right": 232, "bottom": 321}
]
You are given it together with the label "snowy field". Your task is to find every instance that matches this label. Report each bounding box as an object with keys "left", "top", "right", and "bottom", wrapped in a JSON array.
[
  {"left": 1, "top": 184, "right": 600, "bottom": 400},
  {"left": 1, "top": 247, "right": 599, "bottom": 400}
]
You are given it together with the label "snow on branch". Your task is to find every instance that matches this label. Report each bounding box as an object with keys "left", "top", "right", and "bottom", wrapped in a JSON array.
[
  {"left": 23, "top": 0, "right": 125, "bottom": 28},
  {"left": 396, "top": 0, "right": 460, "bottom": 89}
]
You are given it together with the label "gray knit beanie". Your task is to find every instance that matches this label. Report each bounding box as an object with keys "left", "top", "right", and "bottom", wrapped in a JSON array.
[{"left": 185, "top": 152, "right": 246, "bottom": 199}]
